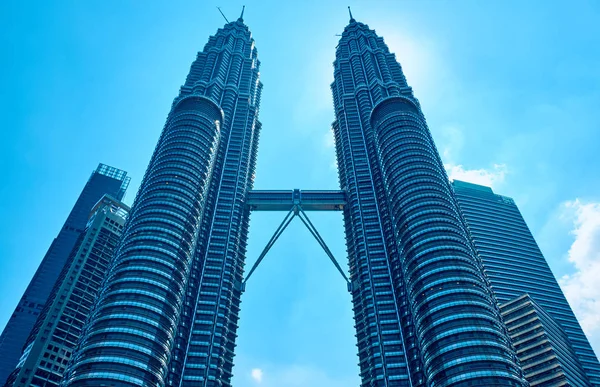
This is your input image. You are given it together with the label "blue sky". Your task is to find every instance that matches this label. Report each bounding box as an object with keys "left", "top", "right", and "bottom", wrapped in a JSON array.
[{"left": 1, "top": 1, "right": 600, "bottom": 385}]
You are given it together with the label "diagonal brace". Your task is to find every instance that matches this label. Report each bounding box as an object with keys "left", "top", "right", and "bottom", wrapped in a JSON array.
[
  {"left": 241, "top": 205, "right": 352, "bottom": 293},
  {"left": 242, "top": 208, "right": 295, "bottom": 291},
  {"left": 297, "top": 208, "right": 350, "bottom": 286}
]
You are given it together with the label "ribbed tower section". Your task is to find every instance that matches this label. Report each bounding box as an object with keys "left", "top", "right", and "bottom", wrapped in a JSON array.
[
  {"left": 62, "top": 16, "right": 261, "bottom": 387},
  {"left": 166, "top": 15, "right": 262, "bottom": 387},
  {"left": 332, "top": 17, "right": 526, "bottom": 386},
  {"left": 61, "top": 96, "right": 222, "bottom": 386}
]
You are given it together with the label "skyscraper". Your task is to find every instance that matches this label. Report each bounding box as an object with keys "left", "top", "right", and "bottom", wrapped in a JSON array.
[
  {"left": 330, "top": 12, "right": 526, "bottom": 386},
  {"left": 0, "top": 164, "right": 129, "bottom": 385},
  {"left": 4, "top": 195, "right": 129, "bottom": 387},
  {"left": 61, "top": 11, "right": 261, "bottom": 387},
  {"left": 452, "top": 179, "right": 600, "bottom": 385}
]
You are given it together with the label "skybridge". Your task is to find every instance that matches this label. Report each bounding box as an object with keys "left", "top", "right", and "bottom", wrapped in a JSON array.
[
  {"left": 242, "top": 189, "right": 350, "bottom": 292},
  {"left": 247, "top": 189, "right": 346, "bottom": 211}
]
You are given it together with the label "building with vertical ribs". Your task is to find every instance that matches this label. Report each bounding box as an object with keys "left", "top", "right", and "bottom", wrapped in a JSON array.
[
  {"left": 4, "top": 195, "right": 129, "bottom": 387},
  {"left": 61, "top": 11, "right": 261, "bottom": 387},
  {"left": 330, "top": 12, "right": 526, "bottom": 386},
  {"left": 0, "top": 164, "right": 129, "bottom": 386}
]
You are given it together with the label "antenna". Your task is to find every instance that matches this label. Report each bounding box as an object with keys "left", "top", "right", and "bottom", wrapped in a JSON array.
[
  {"left": 348, "top": 6, "right": 355, "bottom": 22},
  {"left": 217, "top": 7, "right": 230, "bottom": 23},
  {"left": 239, "top": 5, "right": 245, "bottom": 21}
]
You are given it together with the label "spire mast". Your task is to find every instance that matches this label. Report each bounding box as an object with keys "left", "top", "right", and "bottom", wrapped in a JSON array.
[
  {"left": 217, "top": 7, "right": 230, "bottom": 23},
  {"left": 348, "top": 6, "right": 355, "bottom": 22},
  {"left": 239, "top": 5, "right": 245, "bottom": 21}
]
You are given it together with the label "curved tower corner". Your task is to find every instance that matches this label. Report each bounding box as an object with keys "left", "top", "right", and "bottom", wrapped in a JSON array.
[{"left": 62, "top": 95, "right": 222, "bottom": 387}]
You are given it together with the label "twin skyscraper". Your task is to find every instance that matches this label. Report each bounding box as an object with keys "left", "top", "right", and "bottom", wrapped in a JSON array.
[{"left": 1, "top": 10, "right": 599, "bottom": 387}]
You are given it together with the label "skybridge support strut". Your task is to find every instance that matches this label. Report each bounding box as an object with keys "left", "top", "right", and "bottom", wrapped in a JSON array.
[
  {"left": 241, "top": 208, "right": 295, "bottom": 292},
  {"left": 296, "top": 208, "right": 351, "bottom": 287},
  {"left": 241, "top": 204, "right": 351, "bottom": 293}
]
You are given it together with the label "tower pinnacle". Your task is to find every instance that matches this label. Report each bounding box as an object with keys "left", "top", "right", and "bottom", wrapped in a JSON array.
[{"left": 348, "top": 6, "right": 355, "bottom": 23}]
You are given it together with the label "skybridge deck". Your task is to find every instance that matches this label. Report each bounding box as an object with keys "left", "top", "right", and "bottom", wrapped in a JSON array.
[{"left": 247, "top": 189, "right": 346, "bottom": 211}]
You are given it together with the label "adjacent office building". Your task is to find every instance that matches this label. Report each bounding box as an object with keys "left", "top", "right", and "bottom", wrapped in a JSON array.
[
  {"left": 0, "top": 164, "right": 129, "bottom": 385},
  {"left": 500, "top": 294, "right": 591, "bottom": 386},
  {"left": 4, "top": 195, "right": 129, "bottom": 387},
  {"left": 453, "top": 180, "right": 600, "bottom": 385}
]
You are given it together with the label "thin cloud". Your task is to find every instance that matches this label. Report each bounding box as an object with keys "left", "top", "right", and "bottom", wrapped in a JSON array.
[
  {"left": 445, "top": 163, "right": 507, "bottom": 189},
  {"left": 323, "top": 130, "right": 335, "bottom": 149},
  {"left": 559, "top": 199, "right": 600, "bottom": 354},
  {"left": 437, "top": 125, "right": 464, "bottom": 163},
  {"left": 248, "top": 364, "right": 356, "bottom": 387},
  {"left": 435, "top": 124, "right": 507, "bottom": 190},
  {"left": 251, "top": 368, "right": 264, "bottom": 383}
]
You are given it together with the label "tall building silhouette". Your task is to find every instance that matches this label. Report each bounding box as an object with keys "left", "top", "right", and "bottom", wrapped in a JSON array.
[
  {"left": 4, "top": 195, "right": 129, "bottom": 387},
  {"left": 62, "top": 10, "right": 261, "bottom": 387},
  {"left": 452, "top": 180, "right": 600, "bottom": 385},
  {"left": 330, "top": 12, "right": 525, "bottom": 386},
  {"left": 0, "top": 164, "right": 129, "bottom": 386}
]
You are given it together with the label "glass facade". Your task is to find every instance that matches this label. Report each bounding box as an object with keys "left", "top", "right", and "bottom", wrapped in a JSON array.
[
  {"left": 61, "top": 14, "right": 261, "bottom": 387},
  {"left": 0, "top": 164, "right": 129, "bottom": 386},
  {"left": 4, "top": 195, "right": 129, "bottom": 387},
  {"left": 331, "top": 16, "right": 526, "bottom": 386},
  {"left": 453, "top": 179, "right": 600, "bottom": 385}
]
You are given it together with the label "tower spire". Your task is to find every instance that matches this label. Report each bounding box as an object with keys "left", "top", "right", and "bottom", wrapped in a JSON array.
[
  {"left": 217, "top": 7, "right": 230, "bottom": 24},
  {"left": 238, "top": 5, "right": 245, "bottom": 22},
  {"left": 348, "top": 6, "right": 355, "bottom": 23}
]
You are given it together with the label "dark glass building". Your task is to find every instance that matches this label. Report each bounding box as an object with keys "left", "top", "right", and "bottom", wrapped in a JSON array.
[
  {"left": 61, "top": 12, "right": 261, "bottom": 387},
  {"left": 0, "top": 164, "right": 129, "bottom": 386},
  {"left": 330, "top": 14, "right": 525, "bottom": 386},
  {"left": 452, "top": 179, "right": 600, "bottom": 385},
  {"left": 4, "top": 195, "right": 129, "bottom": 387}
]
